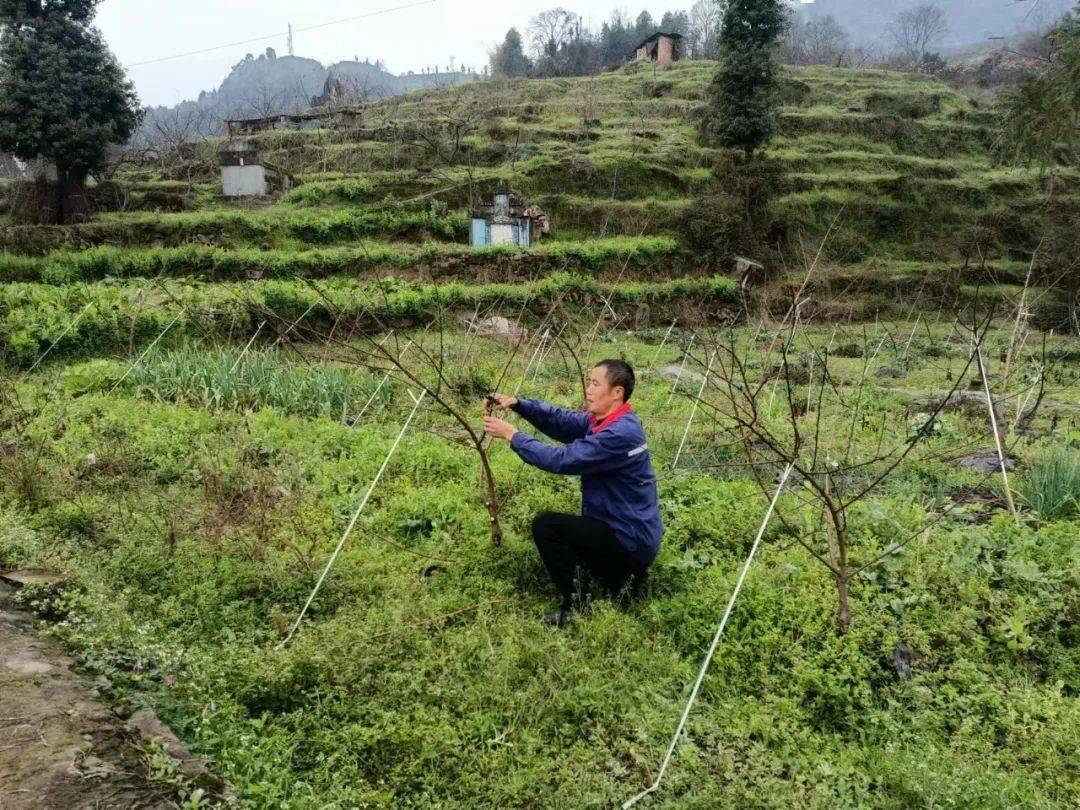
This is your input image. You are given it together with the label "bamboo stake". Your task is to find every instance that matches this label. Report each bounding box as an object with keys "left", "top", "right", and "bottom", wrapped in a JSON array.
[
  {"left": 228, "top": 320, "right": 266, "bottom": 375},
  {"left": 20, "top": 302, "right": 93, "bottom": 379},
  {"left": 107, "top": 310, "right": 184, "bottom": 394},
  {"left": 672, "top": 351, "right": 714, "bottom": 470},
  {"left": 649, "top": 319, "right": 677, "bottom": 369},
  {"left": 279, "top": 389, "right": 427, "bottom": 648},
  {"left": 975, "top": 344, "right": 1020, "bottom": 524},
  {"left": 621, "top": 463, "right": 795, "bottom": 809},
  {"left": 351, "top": 336, "right": 412, "bottom": 426},
  {"left": 664, "top": 334, "right": 695, "bottom": 407}
]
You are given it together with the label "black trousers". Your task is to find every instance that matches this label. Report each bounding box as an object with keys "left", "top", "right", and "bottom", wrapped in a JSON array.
[{"left": 531, "top": 511, "right": 648, "bottom": 608}]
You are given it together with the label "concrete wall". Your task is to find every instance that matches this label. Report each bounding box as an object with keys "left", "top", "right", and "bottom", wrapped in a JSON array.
[
  {"left": 221, "top": 164, "right": 267, "bottom": 197},
  {"left": 490, "top": 222, "right": 515, "bottom": 246}
]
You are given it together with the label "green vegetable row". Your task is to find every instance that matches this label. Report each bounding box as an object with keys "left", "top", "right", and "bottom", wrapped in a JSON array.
[
  {"left": 1, "top": 273, "right": 738, "bottom": 367},
  {"left": 0, "top": 204, "right": 469, "bottom": 255},
  {"left": 0, "top": 236, "right": 681, "bottom": 284}
]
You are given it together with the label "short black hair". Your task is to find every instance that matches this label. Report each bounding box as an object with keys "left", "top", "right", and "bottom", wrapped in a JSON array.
[{"left": 596, "top": 359, "right": 635, "bottom": 402}]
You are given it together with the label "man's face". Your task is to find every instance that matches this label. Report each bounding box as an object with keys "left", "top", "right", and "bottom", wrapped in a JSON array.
[{"left": 585, "top": 365, "right": 623, "bottom": 417}]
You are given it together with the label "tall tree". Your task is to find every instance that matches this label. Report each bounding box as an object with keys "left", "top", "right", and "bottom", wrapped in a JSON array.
[
  {"left": 700, "top": 0, "right": 790, "bottom": 160},
  {"left": 490, "top": 28, "right": 530, "bottom": 77},
  {"left": 659, "top": 10, "right": 691, "bottom": 37},
  {"left": 782, "top": 14, "right": 850, "bottom": 65},
  {"left": 528, "top": 7, "right": 578, "bottom": 60},
  {"left": 0, "top": 0, "right": 142, "bottom": 224},
  {"left": 888, "top": 3, "right": 948, "bottom": 61},
  {"left": 688, "top": 0, "right": 725, "bottom": 59},
  {"left": 634, "top": 10, "right": 656, "bottom": 41}
]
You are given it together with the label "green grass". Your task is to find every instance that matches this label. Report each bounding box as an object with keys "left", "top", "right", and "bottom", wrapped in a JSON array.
[{"left": 1, "top": 321, "right": 1077, "bottom": 807}]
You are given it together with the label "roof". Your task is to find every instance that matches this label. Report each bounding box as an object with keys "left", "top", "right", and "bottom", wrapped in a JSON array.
[{"left": 634, "top": 31, "right": 685, "bottom": 51}]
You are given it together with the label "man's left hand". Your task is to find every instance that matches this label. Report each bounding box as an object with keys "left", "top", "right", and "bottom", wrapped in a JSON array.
[{"left": 483, "top": 416, "right": 518, "bottom": 442}]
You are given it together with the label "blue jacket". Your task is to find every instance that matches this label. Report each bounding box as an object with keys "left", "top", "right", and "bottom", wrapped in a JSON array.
[{"left": 509, "top": 398, "right": 663, "bottom": 567}]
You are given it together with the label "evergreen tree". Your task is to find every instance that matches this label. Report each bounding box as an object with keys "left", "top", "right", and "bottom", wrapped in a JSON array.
[
  {"left": 699, "top": 0, "right": 789, "bottom": 160},
  {"left": 491, "top": 28, "right": 530, "bottom": 77},
  {"left": 659, "top": 10, "right": 691, "bottom": 36},
  {"left": 0, "top": 0, "right": 142, "bottom": 223},
  {"left": 634, "top": 10, "right": 656, "bottom": 41}
]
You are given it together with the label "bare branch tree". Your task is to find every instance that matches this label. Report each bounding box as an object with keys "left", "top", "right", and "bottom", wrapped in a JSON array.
[{"left": 888, "top": 3, "right": 948, "bottom": 61}]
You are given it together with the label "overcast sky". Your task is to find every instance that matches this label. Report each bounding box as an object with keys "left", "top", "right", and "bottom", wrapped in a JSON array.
[{"left": 98, "top": 0, "right": 708, "bottom": 108}]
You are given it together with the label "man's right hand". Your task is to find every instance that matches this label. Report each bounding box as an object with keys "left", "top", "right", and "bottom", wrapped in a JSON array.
[{"left": 484, "top": 393, "right": 518, "bottom": 414}]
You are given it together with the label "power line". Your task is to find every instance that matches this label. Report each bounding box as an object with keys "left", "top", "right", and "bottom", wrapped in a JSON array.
[{"left": 125, "top": 0, "right": 437, "bottom": 68}]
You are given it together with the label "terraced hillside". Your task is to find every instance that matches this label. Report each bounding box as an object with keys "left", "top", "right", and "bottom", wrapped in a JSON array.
[{"left": 3, "top": 59, "right": 1077, "bottom": 368}]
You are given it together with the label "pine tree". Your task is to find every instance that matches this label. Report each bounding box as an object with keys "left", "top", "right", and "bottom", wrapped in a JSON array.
[
  {"left": 699, "top": 0, "right": 789, "bottom": 161},
  {"left": 0, "top": 0, "right": 142, "bottom": 223}
]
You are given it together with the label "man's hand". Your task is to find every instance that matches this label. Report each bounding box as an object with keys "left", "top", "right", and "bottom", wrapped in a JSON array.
[
  {"left": 484, "top": 393, "right": 518, "bottom": 414},
  {"left": 483, "top": 416, "right": 518, "bottom": 442}
]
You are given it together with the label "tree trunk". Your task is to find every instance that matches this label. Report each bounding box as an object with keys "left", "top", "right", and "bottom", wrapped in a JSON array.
[
  {"left": 477, "top": 444, "right": 503, "bottom": 546},
  {"left": 836, "top": 572, "right": 851, "bottom": 631},
  {"left": 48, "top": 163, "right": 91, "bottom": 225}
]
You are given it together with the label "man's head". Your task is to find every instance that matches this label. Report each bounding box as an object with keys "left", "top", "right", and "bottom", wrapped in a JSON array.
[{"left": 587, "top": 359, "right": 635, "bottom": 417}]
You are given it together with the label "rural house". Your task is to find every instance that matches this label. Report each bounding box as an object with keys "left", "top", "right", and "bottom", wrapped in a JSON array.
[
  {"left": 218, "top": 137, "right": 267, "bottom": 197},
  {"left": 469, "top": 187, "right": 548, "bottom": 248},
  {"left": 634, "top": 32, "right": 683, "bottom": 65}
]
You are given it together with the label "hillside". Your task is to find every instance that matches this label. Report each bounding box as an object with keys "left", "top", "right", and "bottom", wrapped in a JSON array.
[
  {"left": 137, "top": 51, "right": 476, "bottom": 143},
  {"left": 2, "top": 59, "right": 1075, "bottom": 365}
]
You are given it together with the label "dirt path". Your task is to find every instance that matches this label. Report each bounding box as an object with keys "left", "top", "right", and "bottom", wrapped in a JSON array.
[{"left": 0, "top": 580, "right": 177, "bottom": 809}]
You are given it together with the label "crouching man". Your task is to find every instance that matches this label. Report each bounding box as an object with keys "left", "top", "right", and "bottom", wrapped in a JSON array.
[{"left": 483, "top": 359, "right": 663, "bottom": 627}]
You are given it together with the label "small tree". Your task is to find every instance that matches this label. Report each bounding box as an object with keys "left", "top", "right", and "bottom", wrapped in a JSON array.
[
  {"left": 888, "top": 2, "right": 948, "bottom": 63},
  {"left": 782, "top": 14, "right": 850, "bottom": 66},
  {"left": 0, "top": 0, "right": 142, "bottom": 224},
  {"left": 490, "top": 28, "right": 530, "bottom": 77},
  {"left": 688, "top": 0, "right": 725, "bottom": 60},
  {"left": 699, "top": 0, "right": 790, "bottom": 161}
]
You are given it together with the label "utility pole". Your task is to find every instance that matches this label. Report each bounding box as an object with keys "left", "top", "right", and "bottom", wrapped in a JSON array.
[{"left": 287, "top": 23, "right": 294, "bottom": 56}]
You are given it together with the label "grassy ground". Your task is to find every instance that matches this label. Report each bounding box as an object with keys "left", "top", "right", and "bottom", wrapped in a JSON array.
[
  {"left": 0, "top": 58, "right": 1077, "bottom": 807},
  {"left": 1, "top": 318, "right": 1077, "bottom": 807}
]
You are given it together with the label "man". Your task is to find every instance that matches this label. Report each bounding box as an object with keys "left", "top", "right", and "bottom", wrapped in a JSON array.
[{"left": 483, "top": 359, "right": 663, "bottom": 627}]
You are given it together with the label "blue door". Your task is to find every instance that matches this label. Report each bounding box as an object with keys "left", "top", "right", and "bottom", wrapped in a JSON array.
[{"left": 470, "top": 218, "right": 489, "bottom": 247}]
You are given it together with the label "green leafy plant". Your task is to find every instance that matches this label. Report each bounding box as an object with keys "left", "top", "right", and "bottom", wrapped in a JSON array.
[{"left": 1016, "top": 446, "right": 1080, "bottom": 520}]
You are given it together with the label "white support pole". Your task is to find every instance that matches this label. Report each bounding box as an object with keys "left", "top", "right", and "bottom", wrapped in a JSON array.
[
  {"left": 271, "top": 302, "right": 317, "bottom": 349},
  {"left": 20, "top": 302, "right": 93, "bottom": 379},
  {"left": 511, "top": 330, "right": 548, "bottom": 399},
  {"left": 649, "top": 319, "right": 677, "bottom": 369},
  {"left": 621, "top": 462, "right": 795, "bottom": 810},
  {"left": 898, "top": 315, "right": 921, "bottom": 364},
  {"left": 535, "top": 323, "right": 566, "bottom": 372},
  {"left": 108, "top": 310, "right": 184, "bottom": 394},
  {"left": 672, "top": 351, "right": 714, "bottom": 470},
  {"left": 351, "top": 335, "right": 410, "bottom": 426},
  {"left": 664, "top": 334, "right": 695, "bottom": 408},
  {"left": 975, "top": 344, "right": 1020, "bottom": 523},
  {"left": 229, "top": 320, "right": 266, "bottom": 375},
  {"left": 279, "top": 389, "right": 427, "bottom": 648}
]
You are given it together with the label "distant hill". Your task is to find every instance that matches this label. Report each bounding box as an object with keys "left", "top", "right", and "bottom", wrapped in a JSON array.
[
  {"left": 797, "top": 0, "right": 1073, "bottom": 52},
  {"left": 137, "top": 50, "right": 475, "bottom": 145}
]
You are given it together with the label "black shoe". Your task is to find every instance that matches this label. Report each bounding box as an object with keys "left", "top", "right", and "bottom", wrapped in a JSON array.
[{"left": 542, "top": 607, "right": 572, "bottom": 627}]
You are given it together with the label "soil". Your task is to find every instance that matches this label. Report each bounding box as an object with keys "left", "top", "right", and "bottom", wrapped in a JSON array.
[{"left": 0, "top": 580, "right": 177, "bottom": 809}]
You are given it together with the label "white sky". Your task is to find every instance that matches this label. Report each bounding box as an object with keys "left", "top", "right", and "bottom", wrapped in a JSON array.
[{"left": 98, "top": 0, "right": 715, "bottom": 108}]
